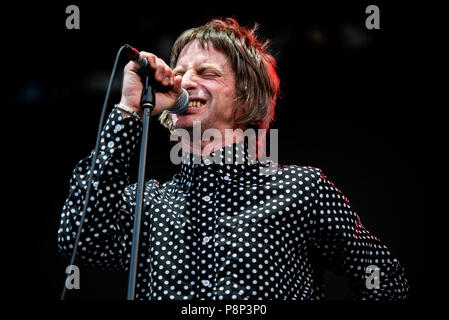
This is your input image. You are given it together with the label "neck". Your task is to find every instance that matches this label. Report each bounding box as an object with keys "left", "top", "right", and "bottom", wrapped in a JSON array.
[{"left": 180, "top": 127, "right": 246, "bottom": 156}]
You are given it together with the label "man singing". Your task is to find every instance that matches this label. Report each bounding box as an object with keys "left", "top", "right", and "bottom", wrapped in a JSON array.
[{"left": 58, "top": 18, "right": 409, "bottom": 300}]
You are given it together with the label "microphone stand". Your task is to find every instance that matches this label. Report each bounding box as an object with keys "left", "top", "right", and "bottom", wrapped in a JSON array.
[{"left": 127, "top": 74, "right": 155, "bottom": 300}]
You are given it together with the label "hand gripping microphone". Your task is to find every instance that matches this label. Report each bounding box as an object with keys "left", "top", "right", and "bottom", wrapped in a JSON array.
[{"left": 124, "top": 44, "right": 189, "bottom": 114}]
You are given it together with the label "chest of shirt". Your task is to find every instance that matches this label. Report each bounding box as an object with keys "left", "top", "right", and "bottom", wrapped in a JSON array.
[{"left": 140, "top": 175, "right": 315, "bottom": 262}]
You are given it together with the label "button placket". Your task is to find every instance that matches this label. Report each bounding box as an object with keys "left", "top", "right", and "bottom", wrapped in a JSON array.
[{"left": 194, "top": 169, "right": 219, "bottom": 299}]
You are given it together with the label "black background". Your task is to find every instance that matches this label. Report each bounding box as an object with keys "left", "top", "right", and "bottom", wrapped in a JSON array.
[{"left": 8, "top": 0, "right": 442, "bottom": 305}]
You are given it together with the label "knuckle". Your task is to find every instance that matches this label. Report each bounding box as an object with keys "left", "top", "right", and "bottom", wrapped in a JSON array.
[
  {"left": 124, "top": 61, "right": 134, "bottom": 70},
  {"left": 157, "top": 57, "right": 168, "bottom": 68},
  {"left": 140, "top": 51, "right": 153, "bottom": 58},
  {"left": 144, "top": 53, "right": 157, "bottom": 65}
]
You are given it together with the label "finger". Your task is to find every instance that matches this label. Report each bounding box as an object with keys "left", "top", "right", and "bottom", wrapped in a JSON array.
[
  {"left": 162, "top": 76, "right": 169, "bottom": 87},
  {"left": 164, "top": 68, "right": 174, "bottom": 87},
  {"left": 139, "top": 51, "right": 157, "bottom": 69},
  {"left": 158, "top": 62, "right": 173, "bottom": 86},
  {"left": 173, "top": 75, "right": 183, "bottom": 94},
  {"left": 128, "top": 51, "right": 173, "bottom": 86},
  {"left": 155, "top": 58, "right": 167, "bottom": 82}
]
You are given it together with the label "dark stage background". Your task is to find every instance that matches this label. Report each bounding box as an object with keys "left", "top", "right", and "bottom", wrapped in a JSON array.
[{"left": 8, "top": 1, "right": 442, "bottom": 302}]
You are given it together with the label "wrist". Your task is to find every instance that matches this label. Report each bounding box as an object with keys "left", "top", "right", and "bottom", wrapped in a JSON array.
[
  {"left": 115, "top": 103, "right": 142, "bottom": 120},
  {"left": 119, "top": 98, "right": 141, "bottom": 112}
]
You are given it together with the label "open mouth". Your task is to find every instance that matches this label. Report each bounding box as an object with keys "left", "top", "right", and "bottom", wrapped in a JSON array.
[
  {"left": 181, "top": 97, "right": 208, "bottom": 114},
  {"left": 186, "top": 98, "right": 207, "bottom": 109}
]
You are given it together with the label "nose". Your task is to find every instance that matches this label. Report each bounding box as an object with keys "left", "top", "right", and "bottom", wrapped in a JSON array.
[{"left": 181, "top": 69, "right": 197, "bottom": 91}]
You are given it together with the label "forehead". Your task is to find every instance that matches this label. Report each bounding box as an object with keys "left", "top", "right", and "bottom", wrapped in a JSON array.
[{"left": 175, "top": 40, "right": 229, "bottom": 69}]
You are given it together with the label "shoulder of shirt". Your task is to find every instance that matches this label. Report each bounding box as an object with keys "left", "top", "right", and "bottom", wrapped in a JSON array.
[
  {"left": 270, "top": 163, "right": 324, "bottom": 181},
  {"left": 278, "top": 165, "right": 350, "bottom": 204}
]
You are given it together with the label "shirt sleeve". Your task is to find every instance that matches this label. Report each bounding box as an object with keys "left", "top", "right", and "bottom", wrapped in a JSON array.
[
  {"left": 310, "top": 170, "right": 409, "bottom": 300},
  {"left": 57, "top": 109, "right": 142, "bottom": 270}
]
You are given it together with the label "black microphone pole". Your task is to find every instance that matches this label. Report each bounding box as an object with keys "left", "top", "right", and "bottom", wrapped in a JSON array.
[{"left": 127, "top": 73, "right": 155, "bottom": 300}]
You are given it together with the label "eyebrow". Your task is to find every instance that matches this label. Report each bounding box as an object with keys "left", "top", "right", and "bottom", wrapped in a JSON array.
[
  {"left": 173, "top": 63, "right": 224, "bottom": 74},
  {"left": 172, "top": 66, "right": 185, "bottom": 73},
  {"left": 198, "top": 64, "right": 224, "bottom": 73}
]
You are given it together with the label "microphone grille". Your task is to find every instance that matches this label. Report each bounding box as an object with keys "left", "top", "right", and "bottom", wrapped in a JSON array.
[{"left": 168, "top": 89, "right": 189, "bottom": 114}]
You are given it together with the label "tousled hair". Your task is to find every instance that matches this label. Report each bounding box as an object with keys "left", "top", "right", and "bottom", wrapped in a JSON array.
[{"left": 159, "top": 17, "right": 280, "bottom": 131}]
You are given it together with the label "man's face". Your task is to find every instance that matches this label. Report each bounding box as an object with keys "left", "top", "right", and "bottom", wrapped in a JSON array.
[{"left": 171, "top": 40, "right": 239, "bottom": 132}]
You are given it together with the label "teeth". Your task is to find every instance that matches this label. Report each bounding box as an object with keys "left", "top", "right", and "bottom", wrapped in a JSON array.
[{"left": 187, "top": 101, "right": 205, "bottom": 108}]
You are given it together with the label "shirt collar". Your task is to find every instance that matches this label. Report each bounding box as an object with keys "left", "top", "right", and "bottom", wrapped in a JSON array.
[{"left": 178, "top": 140, "right": 260, "bottom": 190}]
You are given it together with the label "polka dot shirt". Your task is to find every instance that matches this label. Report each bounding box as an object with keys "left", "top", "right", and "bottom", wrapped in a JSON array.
[{"left": 58, "top": 109, "right": 409, "bottom": 300}]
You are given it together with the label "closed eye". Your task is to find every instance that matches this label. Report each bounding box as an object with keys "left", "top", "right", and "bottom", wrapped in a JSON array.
[
  {"left": 200, "top": 69, "right": 221, "bottom": 78},
  {"left": 202, "top": 72, "right": 219, "bottom": 78}
]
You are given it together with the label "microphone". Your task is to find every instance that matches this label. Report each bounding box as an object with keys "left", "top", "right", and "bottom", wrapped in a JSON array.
[
  {"left": 124, "top": 44, "right": 151, "bottom": 74},
  {"left": 124, "top": 44, "right": 189, "bottom": 114}
]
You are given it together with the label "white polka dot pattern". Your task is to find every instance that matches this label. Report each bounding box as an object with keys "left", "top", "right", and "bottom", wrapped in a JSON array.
[{"left": 58, "top": 109, "right": 409, "bottom": 300}]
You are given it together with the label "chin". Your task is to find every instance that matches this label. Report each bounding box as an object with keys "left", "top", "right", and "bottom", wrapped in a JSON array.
[{"left": 173, "top": 114, "right": 204, "bottom": 130}]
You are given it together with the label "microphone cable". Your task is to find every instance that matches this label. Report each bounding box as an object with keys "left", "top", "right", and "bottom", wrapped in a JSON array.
[{"left": 60, "top": 45, "right": 128, "bottom": 300}]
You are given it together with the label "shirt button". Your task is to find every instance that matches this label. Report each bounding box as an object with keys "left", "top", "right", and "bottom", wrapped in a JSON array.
[
  {"left": 201, "top": 279, "right": 211, "bottom": 287},
  {"left": 203, "top": 195, "right": 211, "bottom": 202},
  {"left": 203, "top": 236, "right": 211, "bottom": 244},
  {"left": 204, "top": 159, "right": 211, "bottom": 165}
]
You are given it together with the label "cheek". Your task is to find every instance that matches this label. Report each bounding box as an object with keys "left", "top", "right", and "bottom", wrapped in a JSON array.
[{"left": 212, "top": 84, "right": 237, "bottom": 115}]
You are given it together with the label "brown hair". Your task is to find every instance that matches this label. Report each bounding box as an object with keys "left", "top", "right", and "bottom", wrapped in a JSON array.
[{"left": 160, "top": 17, "right": 280, "bottom": 131}]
